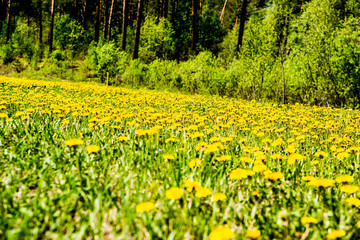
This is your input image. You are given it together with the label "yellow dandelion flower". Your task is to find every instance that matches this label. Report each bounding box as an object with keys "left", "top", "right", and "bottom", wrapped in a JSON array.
[
  {"left": 189, "top": 158, "right": 202, "bottom": 168},
  {"left": 252, "top": 191, "right": 260, "bottom": 197},
  {"left": 336, "top": 151, "right": 350, "bottom": 159},
  {"left": 288, "top": 153, "right": 304, "bottom": 165},
  {"left": 307, "top": 178, "right": 335, "bottom": 188},
  {"left": 327, "top": 230, "right": 346, "bottom": 239},
  {"left": 340, "top": 185, "right": 359, "bottom": 194},
  {"left": 209, "top": 226, "right": 235, "bottom": 240},
  {"left": 136, "top": 201, "right": 155, "bottom": 213},
  {"left": 346, "top": 197, "right": 360, "bottom": 207},
  {"left": 166, "top": 187, "right": 184, "bottom": 200},
  {"left": 253, "top": 164, "right": 267, "bottom": 173},
  {"left": 315, "top": 151, "right": 328, "bottom": 158},
  {"left": 117, "top": 136, "right": 130, "bottom": 142},
  {"left": 212, "top": 193, "right": 227, "bottom": 202},
  {"left": 65, "top": 139, "right": 84, "bottom": 146},
  {"left": 336, "top": 175, "right": 354, "bottom": 183},
  {"left": 163, "top": 154, "right": 175, "bottom": 160},
  {"left": 229, "top": 169, "right": 255, "bottom": 180},
  {"left": 183, "top": 179, "right": 201, "bottom": 192},
  {"left": 86, "top": 145, "right": 100, "bottom": 153},
  {"left": 311, "top": 160, "right": 319, "bottom": 166},
  {"left": 301, "top": 217, "right": 318, "bottom": 225},
  {"left": 15, "top": 111, "right": 24, "bottom": 117},
  {"left": 195, "top": 187, "right": 212, "bottom": 198},
  {"left": 265, "top": 172, "right": 284, "bottom": 181},
  {"left": 246, "top": 229, "right": 261, "bottom": 239}
]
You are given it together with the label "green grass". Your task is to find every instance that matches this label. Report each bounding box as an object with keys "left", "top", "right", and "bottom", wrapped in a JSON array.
[{"left": 0, "top": 76, "right": 360, "bottom": 239}]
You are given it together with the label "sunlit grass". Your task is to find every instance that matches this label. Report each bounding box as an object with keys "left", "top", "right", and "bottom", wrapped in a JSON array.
[{"left": 0, "top": 76, "right": 360, "bottom": 239}]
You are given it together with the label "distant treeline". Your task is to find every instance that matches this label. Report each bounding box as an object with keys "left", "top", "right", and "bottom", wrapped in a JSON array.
[{"left": 0, "top": 0, "right": 359, "bottom": 108}]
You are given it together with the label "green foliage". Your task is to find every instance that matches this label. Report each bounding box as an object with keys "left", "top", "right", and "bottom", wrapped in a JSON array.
[
  {"left": 122, "top": 59, "right": 148, "bottom": 86},
  {"left": 1, "top": 0, "right": 360, "bottom": 108},
  {"left": 139, "top": 16, "right": 174, "bottom": 63},
  {"left": 145, "top": 59, "right": 179, "bottom": 89},
  {"left": 0, "top": 44, "right": 16, "bottom": 64},
  {"left": 199, "top": 7, "right": 226, "bottom": 54},
  {"left": 54, "top": 14, "right": 87, "bottom": 52},
  {"left": 88, "top": 42, "right": 124, "bottom": 82}
]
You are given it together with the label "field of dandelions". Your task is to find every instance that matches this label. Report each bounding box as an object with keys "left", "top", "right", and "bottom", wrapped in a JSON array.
[{"left": 1, "top": 76, "right": 360, "bottom": 239}]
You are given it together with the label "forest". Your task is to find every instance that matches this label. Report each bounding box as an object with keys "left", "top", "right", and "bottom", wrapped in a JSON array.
[{"left": 0, "top": 0, "right": 359, "bottom": 108}]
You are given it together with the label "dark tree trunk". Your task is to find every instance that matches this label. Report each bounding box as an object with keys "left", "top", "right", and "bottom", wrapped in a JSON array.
[
  {"left": 0, "top": 0, "right": 4, "bottom": 34},
  {"left": 121, "top": 0, "right": 129, "bottom": 51},
  {"left": 107, "top": 0, "right": 115, "bottom": 41},
  {"left": 39, "top": 0, "right": 43, "bottom": 43},
  {"left": 156, "top": 0, "right": 161, "bottom": 21},
  {"left": 191, "top": 0, "right": 199, "bottom": 53},
  {"left": 199, "top": 0, "right": 202, "bottom": 16},
  {"left": 80, "top": 0, "right": 87, "bottom": 30},
  {"left": 103, "top": 0, "right": 109, "bottom": 38},
  {"left": 163, "top": 0, "right": 168, "bottom": 19},
  {"left": 171, "top": 0, "right": 177, "bottom": 24},
  {"left": 49, "top": 0, "right": 55, "bottom": 52},
  {"left": 95, "top": 0, "right": 100, "bottom": 42},
  {"left": 133, "top": 0, "right": 144, "bottom": 60},
  {"left": 235, "top": 0, "right": 248, "bottom": 52},
  {"left": 6, "top": 0, "right": 11, "bottom": 43},
  {"left": 74, "top": 0, "right": 78, "bottom": 21}
]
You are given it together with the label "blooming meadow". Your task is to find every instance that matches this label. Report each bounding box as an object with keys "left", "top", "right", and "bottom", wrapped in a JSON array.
[{"left": 1, "top": 76, "right": 360, "bottom": 239}]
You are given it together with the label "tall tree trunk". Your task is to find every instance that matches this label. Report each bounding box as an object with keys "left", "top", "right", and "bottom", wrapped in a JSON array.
[
  {"left": 6, "top": 0, "right": 11, "bottom": 43},
  {"left": 74, "top": 0, "right": 78, "bottom": 21},
  {"left": 163, "top": 0, "right": 168, "bottom": 19},
  {"left": 0, "top": 0, "right": 4, "bottom": 34},
  {"left": 156, "top": 0, "right": 161, "bottom": 21},
  {"left": 80, "top": 0, "right": 87, "bottom": 30},
  {"left": 39, "top": 0, "right": 43, "bottom": 44},
  {"left": 171, "top": 0, "right": 177, "bottom": 24},
  {"left": 220, "top": 0, "right": 228, "bottom": 24},
  {"left": 103, "top": 0, "right": 109, "bottom": 38},
  {"left": 199, "top": 0, "right": 202, "bottom": 16},
  {"left": 49, "top": 0, "right": 55, "bottom": 53},
  {"left": 191, "top": 0, "right": 199, "bottom": 53},
  {"left": 121, "top": 0, "right": 129, "bottom": 51},
  {"left": 133, "top": 0, "right": 144, "bottom": 59},
  {"left": 95, "top": 0, "right": 100, "bottom": 42},
  {"left": 235, "top": 0, "right": 248, "bottom": 52},
  {"left": 107, "top": 0, "right": 115, "bottom": 41}
]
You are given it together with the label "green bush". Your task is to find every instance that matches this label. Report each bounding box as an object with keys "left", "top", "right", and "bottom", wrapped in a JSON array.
[
  {"left": 55, "top": 14, "right": 87, "bottom": 53},
  {"left": 145, "top": 59, "right": 180, "bottom": 90},
  {"left": 122, "top": 59, "right": 148, "bottom": 86},
  {"left": 139, "top": 16, "right": 174, "bottom": 63},
  {"left": 88, "top": 41, "right": 122, "bottom": 82},
  {"left": 0, "top": 44, "right": 16, "bottom": 64}
]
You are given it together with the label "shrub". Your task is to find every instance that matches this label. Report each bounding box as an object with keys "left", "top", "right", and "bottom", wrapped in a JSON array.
[
  {"left": 139, "top": 16, "right": 174, "bottom": 63},
  {"left": 88, "top": 41, "right": 121, "bottom": 82}
]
